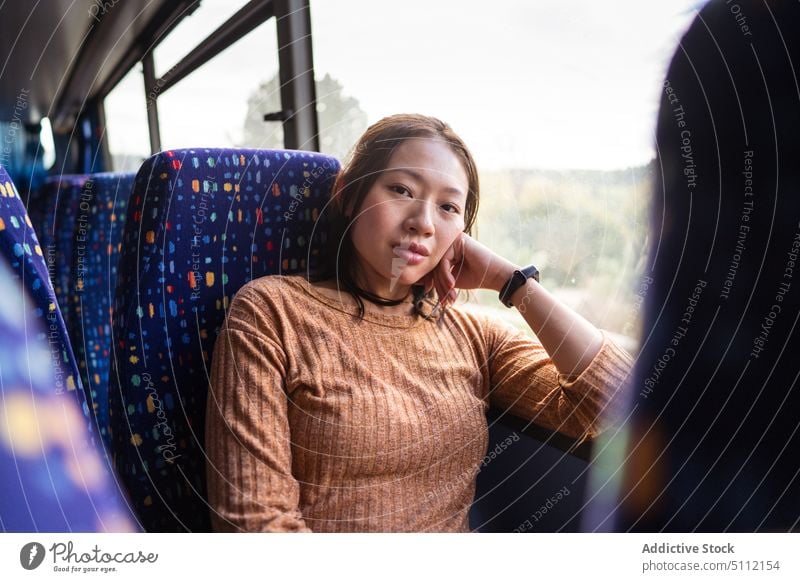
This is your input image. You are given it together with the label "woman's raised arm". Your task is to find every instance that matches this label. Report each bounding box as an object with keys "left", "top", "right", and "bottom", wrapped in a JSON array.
[
  {"left": 428, "top": 232, "right": 606, "bottom": 377},
  {"left": 433, "top": 234, "right": 632, "bottom": 441}
]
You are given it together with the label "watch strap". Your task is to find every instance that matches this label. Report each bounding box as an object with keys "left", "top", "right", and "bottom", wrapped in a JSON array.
[{"left": 498, "top": 264, "right": 540, "bottom": 308}]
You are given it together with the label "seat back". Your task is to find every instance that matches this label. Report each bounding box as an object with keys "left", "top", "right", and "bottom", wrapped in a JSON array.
[
  {"left": 602, "top": 0, "right": 800, "bottom": 531},
  {"left": 23, "top": 181, "right": 46, "bottom": 249},
  {"left": 67, "top": 172, "right": 136, "bottom": 451},
  {"left": 0, "top": 172, "right": 138, "bottom": 532},
  {"left": 33, "top": 175, "right": 88, "bottom": 257},
  {"left": 0, "top": 166, "right": 84, "bottom": 406},
  {"left": 0, "top": 263, "right": 140, "bottom": 532},
  {"left": 49, "top": 175, "right": 92, "bottom": 331},
  {"left": 469, "top": 409, "right": 592, "bottom": 532},
  {"left": 109, "top": 148, "right": 339, "bottom": 531}
]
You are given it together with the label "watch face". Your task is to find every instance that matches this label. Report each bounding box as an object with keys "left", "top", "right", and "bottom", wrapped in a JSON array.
[{"left": 523, "top": 265, "right": 539, "bottom": 282}]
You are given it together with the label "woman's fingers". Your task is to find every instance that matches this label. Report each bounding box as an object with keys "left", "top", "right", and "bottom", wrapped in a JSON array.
[
  {"left": 436, "top": 264, "right": 457, "bottom": 309},
  {"left": 430, "top": 235, "right": 468, "bottom": 310},
  {"left": 434, "top": 266, "right": 450, "bottom": 308}
]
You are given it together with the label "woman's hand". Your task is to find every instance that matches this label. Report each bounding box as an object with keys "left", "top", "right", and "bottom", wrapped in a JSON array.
[
  {"left": 418, "top": 233, "right": 607, "bottom": 378},
  {"left": 416, "top": 233, "right": 518, "bottom": 309}
]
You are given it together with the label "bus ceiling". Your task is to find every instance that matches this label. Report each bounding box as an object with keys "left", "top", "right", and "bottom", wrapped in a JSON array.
[
  {"left": 1, "top": 0, "right": 319, "bottom": 171},
  {"left": 0, "top": 0, "right": 199, "bottom": 129}
]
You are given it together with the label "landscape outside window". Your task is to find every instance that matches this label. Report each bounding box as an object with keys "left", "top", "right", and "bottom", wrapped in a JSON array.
[{"left": 104, "top": 0, "right": 700, "bottom": 350}]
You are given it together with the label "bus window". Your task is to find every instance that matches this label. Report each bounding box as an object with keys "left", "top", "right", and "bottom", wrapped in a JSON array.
[
  {"left": 104, "top": 67, "right": 150, "bottom": 172},
  {"left": 155, "top": 0, "right": 253, "bottom": 62},
  {"left": 309, "top": 0, "right": 699, "bottom": 351},
  {"left": 39, "top": 117, "right": 56, "bottom": 170},
  {"left": 243, "top": 72, "right": 368, "bottom": 161},
  {"left": 151, "top": 0, "right": 280, "bottom": 152}
]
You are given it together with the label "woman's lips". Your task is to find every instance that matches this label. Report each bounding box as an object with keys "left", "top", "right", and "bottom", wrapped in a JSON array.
[{"left": 393, "top": 246, "right": 426, "bottom": 266}]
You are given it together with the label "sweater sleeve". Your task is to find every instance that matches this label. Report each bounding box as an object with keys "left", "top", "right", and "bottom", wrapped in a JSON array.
[
  {"left": 205, "top": 283, "right": 311, "bottom": 532},
  {"left": 484, "top": 317, "right": 632, "bottom": 444}
]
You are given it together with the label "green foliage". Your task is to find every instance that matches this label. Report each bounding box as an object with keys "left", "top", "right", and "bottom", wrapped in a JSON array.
[{"left": 473, "top": 164, "right": 654, "bottom": 338}]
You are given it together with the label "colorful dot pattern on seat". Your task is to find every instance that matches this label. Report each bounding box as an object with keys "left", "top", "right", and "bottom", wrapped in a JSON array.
[
  {"left": 32, "top": 174, "right": 88, "bottom": 283},
  {"left": 24, "top": 182, "right": 47, "bottom": 249},
  {"left": 0, "top": 185, "right": 140, "bottom": 533},
  {"left": 0, "top": 165, "right": 84, "bottom": 409},
  {"left": 108, "top": 148, "right": 339, "bottom": 531},
  {"left": 66, "top": 172, "right": 135, "bottom": 452},
  {"left": 48, "top": 175, "right": 92, "bottom": 331}
]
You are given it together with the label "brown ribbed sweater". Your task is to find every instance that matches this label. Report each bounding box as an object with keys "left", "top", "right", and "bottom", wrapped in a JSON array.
[{"left": 205, "top": 274, "right": 632, "bottom": 532}]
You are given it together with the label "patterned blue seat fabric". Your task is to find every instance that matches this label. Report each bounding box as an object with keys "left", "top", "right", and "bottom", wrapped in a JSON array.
[
  {"left": 0, "top": 166, "right": 84, "bottom": 410},
  {"left": 48, "top": 175, "right": 92, "bottom": 331},
  {"left": 29, "top": 175, "right": 70, "bottom": 254},
  {"left": 0, "top": 170, "right": 139, "bottom": 532},
  {"left": 23, "top": 182, "right": 47, "bottom": 252},
  {"left": 109, "top": 149, "right": 339, "bottom": 531},
  {"left": 32, "top": 175, "right": 87, "bottom": 280},
  {"left": 67, "top": 172, "right": 135, "bottom": 452}
]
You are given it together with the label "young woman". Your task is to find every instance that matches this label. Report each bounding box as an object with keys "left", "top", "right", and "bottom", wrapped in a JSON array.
[{"left": 205, "top": 114, "right": 633, "bottom": 532}]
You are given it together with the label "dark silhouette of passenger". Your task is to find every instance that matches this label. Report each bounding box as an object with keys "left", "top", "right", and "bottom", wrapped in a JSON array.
[{"left": 590, "top": 0, "right": 800, "bottom": 532}]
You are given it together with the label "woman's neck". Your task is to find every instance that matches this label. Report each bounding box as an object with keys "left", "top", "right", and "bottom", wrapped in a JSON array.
[
  {"left": 314, "top": 278, "right": 416, "bottom": 316},
  {"left": 349, "top": 270, "right": 412, "bottom": 303}
]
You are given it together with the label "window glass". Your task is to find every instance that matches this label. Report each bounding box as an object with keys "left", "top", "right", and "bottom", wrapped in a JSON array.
[
  {"left": 154, "top": 0, "right": 366, "bottom": 159},
  {"left": 104, "top": 65, "right": 150, "bottom": 172},
  {"left": 101, "top": 0, "right": 699, "bottom": 347},
  {"left": 311, "top": 0, "right": 699, "bottom": 347},
  {"left": 153, "top": 0, "right": 252, "bottom": 77},
  {"left": 153, "top": 1, "right": 279, "bottom": 151},
  {"left": 39, "top": 117, "right": 55, "bottom": 170}
]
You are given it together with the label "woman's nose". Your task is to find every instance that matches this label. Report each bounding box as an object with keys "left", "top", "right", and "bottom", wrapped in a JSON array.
[{"left": 405, "top": 199, "right": 435, "bottom": 235}]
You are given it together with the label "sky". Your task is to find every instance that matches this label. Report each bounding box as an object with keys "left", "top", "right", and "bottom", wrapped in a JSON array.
[{"left": 104, "top": 0, "right": 702, "bottom": 171}]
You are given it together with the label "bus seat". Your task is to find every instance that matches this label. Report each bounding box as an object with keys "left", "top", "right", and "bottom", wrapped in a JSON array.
[
  {"left": 470, "top": 408, "right": 591, "bottom": 532},
  {"left": 601, "top": 0, "right": 800, "bottom": 532},
  {"left": 109, "top": 148, "right": 339, "bottom": 531},
  {"left": 0, "top": 165, "right": 85, "bottom": 417},
  {"left": 23, "top": 181, "right": 47, "bottom": 251},
  {"left": 49, "top": 175, "right": 92, "bottom": 331},
  {"left": 29, "top": 174, "right": 91, "bottom": 336},
  {"left": 0, "top": 256, "right": 139, "bottom": 532},
  {"left": 33, "top": 174, "right": 87, "bottom": 269},
  {"left": 67, "top": 172, "right": 136, "bottom": 452}
]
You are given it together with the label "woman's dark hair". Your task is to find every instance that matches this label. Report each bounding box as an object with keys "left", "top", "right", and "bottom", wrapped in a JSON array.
[{"left": 309, "top": 113, "right": 480, "bottom": 319}]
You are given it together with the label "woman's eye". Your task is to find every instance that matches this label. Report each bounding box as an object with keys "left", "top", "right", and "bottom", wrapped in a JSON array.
[
  {"left": 441, "top": 203, "right": 460, "bottom": 214},
  {"left": 390, "top": 185, "right": 411, "bottom": 197}
]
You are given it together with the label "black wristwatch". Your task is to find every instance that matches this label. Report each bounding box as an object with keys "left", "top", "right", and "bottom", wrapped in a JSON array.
[{"left": 498, "top": 264, "right": 540, "bottom": 308}]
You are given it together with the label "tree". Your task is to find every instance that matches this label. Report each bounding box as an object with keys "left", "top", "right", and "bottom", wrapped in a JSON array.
[{"left": 242, "top": 73, "right": 367, "bottom": 160}]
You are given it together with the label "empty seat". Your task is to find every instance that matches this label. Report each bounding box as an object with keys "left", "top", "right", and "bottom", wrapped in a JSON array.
[
  {"left": 67, "top": 172, "right": 135, "bottom": 451},
  {"left": 0, "top": 170, "right": 139, "bottom": 532},
  {"left": 109, "top": 148, "right": 339, "bottom": 531},
  {"left": 23, "top": 181, "right": 47, "bottom": 252},
  {"left": 50, "top": 175, "right": 92, "bottom": 331},
  {"left": 0, "top": 165, "right": 83, "bottom": 406},
  {"left": 0, "top": 260, "right": 139, "bottom": 532},
  {"left": 29, "top": 174, "right": 90, "bottom": 330}
]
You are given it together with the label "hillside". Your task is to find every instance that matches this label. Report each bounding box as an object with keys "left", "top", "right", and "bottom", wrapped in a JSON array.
[{"left": 469, "top": 163, "right": 655, "bottom": 345}]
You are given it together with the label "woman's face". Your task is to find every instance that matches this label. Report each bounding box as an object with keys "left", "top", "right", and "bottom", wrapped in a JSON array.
[{"left": 348, "top": 138, "right": 469, "bottom": 298}]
